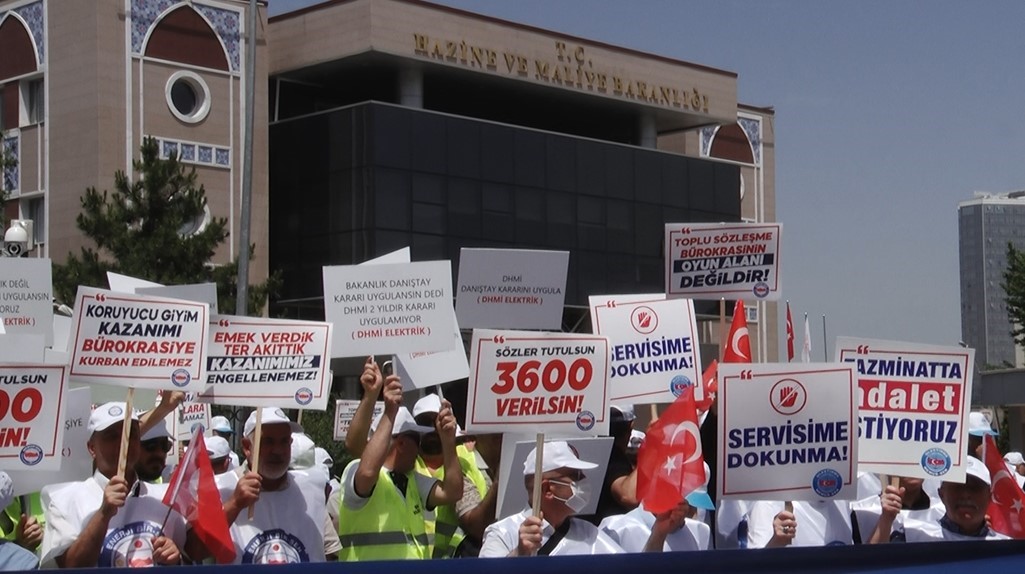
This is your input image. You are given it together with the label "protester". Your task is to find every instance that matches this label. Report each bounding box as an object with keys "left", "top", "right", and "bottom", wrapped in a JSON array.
[
  {"left": 334, "top": 361, "right": 462, "bottom": 561},
  {"left": 586, "top": 405, "right": 638, "bottom": 525},
  {"left": 745, "top": 499, "right": 853, "bottom": 548},
  {"left": 289, "top": 433, "right": 330, "bottom": 501},
  {"left": 1003, "top": 452, "right": 1025, "bottom": 488},
  {"left": 480, "top": 441, "right": 623, "bottom": 557},
  {"left": 412, "top": 394, "right": 494, "bottom": 558},
  {"left": 135, "top": 418, "right": 173, "bottom": 483},
  {"left": 40, "top": 402, "right": 186, "bottom": 568},
  {"left": 887, "top": 456, "right": 1007, "bottom": 542},
  {"left": 452, "top": 431, "right": 501, "bottom": 557},
  {"left": 599, "top": 486, "right": 715, "bottom": 552},
  {"left": 210, "top": 416, "right": 240, "bottom": 470},
  {"left": 862, "top": 476, "right": 946, "bottom": 544},
  {"left": 206, "top": 436, "right": 233, "bottom": 476},
  {"left": 966, "top": 411, "right": 997, "bottom": 458},
  {"left": 0, "top": 473, "right": 39, "bottom": 570},
  {"left": 218, "top": 408, "right": 334, "bottom": 563}
]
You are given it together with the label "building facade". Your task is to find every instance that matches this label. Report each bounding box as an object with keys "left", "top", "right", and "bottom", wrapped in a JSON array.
[
  {"left": 958, "top": 192, "right": 1025, "bottom": 369},
  {"left": 0, "top": 0, "right": 268, "bottom": 291}
]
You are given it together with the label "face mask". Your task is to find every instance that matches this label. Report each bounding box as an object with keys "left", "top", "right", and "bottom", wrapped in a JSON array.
[{"left": 550, "top": 478, "right": 591, "bottom": 514}]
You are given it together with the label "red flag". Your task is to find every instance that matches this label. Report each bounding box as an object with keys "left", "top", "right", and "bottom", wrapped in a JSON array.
[
  {"left": 723, "top": 300, "right": 751, "bottom": 363},
  {"left": 785, "top": 302, "right": 795, "bottom": 362},
  {"left": 983, "top": 435, "right": 1025, "bottom": 538},
  {"left": 694, "top": 359, "right": 718, "bottom": 413},
  {"left": 636, "top": 386, "right": 705, "bottom": 514},
  {"left": 163, "top": 429, "right": 236, "bottom": 563}
]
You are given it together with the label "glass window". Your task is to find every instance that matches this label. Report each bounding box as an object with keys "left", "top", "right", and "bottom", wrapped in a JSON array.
[
  {"left": 28, "top": 197, "right": 45, "bottom": 244},
  {"left": 24, "top": 78, "right": 43, "bottom": 125}
]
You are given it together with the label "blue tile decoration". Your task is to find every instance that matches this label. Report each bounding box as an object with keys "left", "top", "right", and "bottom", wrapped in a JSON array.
[
  {"left": 3, "top": 135, "right": 18, "bottom": 193},
  {"left": 180, "top": 143, "right": 195, "bottom": 161},
  {"left": 215, "top": 148, "right": 230, "bottom": 166},
  {"left": 132, "top": 0, "right": 241, "bottom": 72},
  {"left": 10, "top": 1, "right": 44, "bottom": 65},
  {"left": 198, "top": 145, "right": 213, "bottom": 164},
  {"left": 194, "top": 4, "right": 241, "bottom": 72},
  {"left": 699, "top": 126, "right": 718, "bottom": 157},
  {"left": 737, "top": 116, "right": 762, "bottom": 166},
  {"left": 162, "top": 140, "right": 178, "bottom": 159}
]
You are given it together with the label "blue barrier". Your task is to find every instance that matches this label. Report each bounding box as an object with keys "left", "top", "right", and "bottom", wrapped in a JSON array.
[{"left": 60, "top": 539, "right": 1025, "bottom": 573}]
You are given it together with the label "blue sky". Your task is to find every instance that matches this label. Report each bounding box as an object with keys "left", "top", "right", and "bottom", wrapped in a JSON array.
[{"left": 268, "top": 0, "right": 1025, "bottom": 358}]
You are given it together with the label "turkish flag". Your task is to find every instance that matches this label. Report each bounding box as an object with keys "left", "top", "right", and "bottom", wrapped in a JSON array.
[
  {"left": 723, "top": 300, "right": 751, "bottom": 363},
  {"left": 636, "top": 386, "right": 705, "bottom": 514},
  {"left": 695, "top": 359, "right": 718, "bottom": 413},
  {"left": 162, "top": 429, "right": 237, "bottom": 563},
  {"left": 983, "top": 435, "right": 1025, "bottom": 538},
  {"left": 785, "top": 302, "right": 795, "bottom": 362}
]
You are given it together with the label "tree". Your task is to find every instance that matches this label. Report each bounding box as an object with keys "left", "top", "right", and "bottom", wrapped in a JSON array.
[
  {"left": 52, "top": 136, "right": 279, "bottom": 313},
  {"left": 1002, "top": 242, "right": 1025, "bottom": 348}
]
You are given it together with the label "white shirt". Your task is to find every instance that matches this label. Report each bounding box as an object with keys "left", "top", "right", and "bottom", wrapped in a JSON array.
[
  {"left": 850, "top": 490, "right": 945, "bottom": 542},
  {"left": 599, "top": 507, "right": 711, "bottom": 552},
  {"left": 747, "top": 500, "right": 852, "bottom": 548},
  {"left": 715, "top": 499, "right": 752, "bottom": 549},
  {"left": 40, "top": 471, "right": 187, "bottom": 568},
  {"left": 480, "top": 508, "right": 624, "bottom": 557},
  {"left": 218, "top": 471, "right": 327, "bottom": 564},
  {"left": 895, "top": 515, "right": 1010, "bottom": 542}
]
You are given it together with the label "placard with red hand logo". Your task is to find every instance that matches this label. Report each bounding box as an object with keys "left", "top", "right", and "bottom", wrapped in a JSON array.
[
  {"left": 466, "top": 329, "right": 610, "bottom": 436},
  {"left": 589, "top": 294, "right": 703, "bottom": 404},
  {"left": 717, "top": 362, "right": 858, "bottom": 501},
  {"left": 835, "top": 337, "right": 974, "bottom": 483}
]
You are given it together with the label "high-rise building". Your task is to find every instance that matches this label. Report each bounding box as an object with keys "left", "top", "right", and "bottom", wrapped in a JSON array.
[{"left": 958, "top": 192, "right": 1025, "bottom": 369}]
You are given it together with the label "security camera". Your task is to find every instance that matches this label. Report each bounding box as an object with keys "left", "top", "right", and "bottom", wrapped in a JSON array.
[{"left": 2, "top": 220, "right": 33, "bottom": 257}]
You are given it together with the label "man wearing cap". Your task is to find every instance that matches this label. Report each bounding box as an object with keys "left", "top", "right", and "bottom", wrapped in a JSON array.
[
  {"left": 967, "top": 411, "right": 997, "bottom": 458},
  {"left": 40, "top": 402, "right": 186, "bottom": 568},
  {"left": 863, "top": 475, "right": 945, "bottom": 544},
  {"left": 334, "top": 360, "right": 463, "bottom": 561},
  {"left": 206, "top": 436, "right": 234, "bottom": 480},
  {"left": 209, "top": 415, "right": 240, "bottom": 470},
  {"left": 480, "top": 441, "right": 624, "bottom": 557},
  {"left": 890, "top": 456, "right": 1009, "bottom": 542},
  {"left": 412, "top": 393, "right": 494, "bottom": 558},
  {"left": 1003, "top": 452, "right": 1025, "bottom": 488},
  {"left": 217, "top": 408, "right": 333, "bottom": 563},
  {"left": 135, "top": 418, "right": 174, "bottom": 484}
]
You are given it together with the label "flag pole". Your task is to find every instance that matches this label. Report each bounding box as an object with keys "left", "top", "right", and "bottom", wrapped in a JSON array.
[
  {"left": 821, "top": 314, "right": 828, "bottom": 361},
  {"left": 247, "top": 409, "right": 262, "bottom": 519},
  {"left": 719, "top": 298, "right": 726, "bottom": 362},
  {"left": 116, "top": 388, "right": 136, "bottom": 480}
]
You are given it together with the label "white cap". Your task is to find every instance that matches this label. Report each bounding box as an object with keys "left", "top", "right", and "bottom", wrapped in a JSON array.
[
  {"left": 965, "top": 456, "right": 991, "bottom": 486},
  {"left": 412, "top": 394, "right": 442, "bottom": 418},
  {"left": 89, "top": 402, "right": 140, "bottom": 433},
  {"left": 1005, "top": 452, "right": 1025, "bottom": 466},
  {"left": 371, "top": 407, "right": 434, "bottom": 437},
  {"left": 968, "top": 412, "right": 997, "bottom": 437},
  {"left": 685, "top": 462, "right": 715, "bottom": 510},
  {"left": 0, "top": 472, "right": 13, "bottom": 510},
  {"left": 141, "top": 418, "right": 172, "bottom": 442},
  {"left": 611, "top": 405, "right": 636, "bottom": 422},
  {"left": 210, "top": 416, "right": 233, "bottom": 434},
  {"left": 206, "top": 436, "right": 231, "bottom": 460},
  {"left": 243, "top": 408, "right": 302, "bottom": 437},
  {"left": 523, "top": 441, "right": 598, "bottom": 476},
  {"left": 290, "top": 433, "right": 317, "bottom": 470}
]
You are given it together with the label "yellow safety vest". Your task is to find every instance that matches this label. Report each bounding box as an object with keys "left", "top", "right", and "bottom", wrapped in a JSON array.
[
  {"left": 0, "top": 492, "right": 43, "bottom": 544},
  {"left": 430, "top": 446, "right": 489, "bottom": 558},
  {"left": 337, "top": 462, "right": 429, "bottom": 561}
]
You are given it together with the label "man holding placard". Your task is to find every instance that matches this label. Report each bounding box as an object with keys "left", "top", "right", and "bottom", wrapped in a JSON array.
[
  {"left": 480, "top": 441, "right": 623, "bottom": 557},
  {"left": 40, "top": 403, "right": 187, "bottom": 568}
]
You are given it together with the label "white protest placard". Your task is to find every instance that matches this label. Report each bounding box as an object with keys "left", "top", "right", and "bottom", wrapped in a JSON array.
[
  {"left": 455, "top": 248, "right": 568, "bottom": 330},
  {"left": 466, "top": 329, "right": 610, "bottom": 436},
  {"left": 0, "top": 334, "right": 45, "bottom": 363},
  {"left": 835, "top": 337, "right": 974, "bottom": 482},
  {"left": 323, "top": 260, "right": 454, "bottom": 357},
  {"left": 175, "top": 392, "right": 211, "bottom": 441},
  {"left": 106, "top": 272, "right": 160, "bottom": 293},
  {"left": 7, "top": 386, "right": 90, "bottom": 493},
  {"left": 0, "top": 258, "right": 53, "bottom": 345},
  {"left": 665, "top": 222, "right": 782, "bottom": 301},
  {"left": 717, "top": 363, "right": 858, "bottom": 501},
  {"left": 361, "top": 250, "right": 468, "bottom": 390},
  {"left": 68, "top": 287, "right": 209, "bottom": 391},
  {"left": 496, "top": 435, "right": 613, "bottom": 518},
  {"left": 333, "top": 399, "right": 384, "bottom": 441},
  {"left": 589, "top": 294, "right": 703, "bottom": 404},
  {"left": 198, "top": 315, "right": 333, "bottom": 410},
  {"left": 138, "top": 283, "right": 219, "bottom": 315},
  {"left": 0, "top": 363, "right": 68, "bottom": 470}
]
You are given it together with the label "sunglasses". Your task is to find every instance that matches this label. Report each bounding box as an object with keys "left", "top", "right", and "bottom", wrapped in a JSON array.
[{"left": 141, "top": 439, "right": 172, "bottom": 453}]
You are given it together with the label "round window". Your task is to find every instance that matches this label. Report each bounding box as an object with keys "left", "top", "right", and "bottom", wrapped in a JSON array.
[{"left": 165, "top": 71, "right": 211, "bottom": 123}]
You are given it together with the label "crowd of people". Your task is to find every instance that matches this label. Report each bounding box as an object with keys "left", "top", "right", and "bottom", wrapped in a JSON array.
[{"left": 0, "top": 357, "right": 1017, "bottom": 568}]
